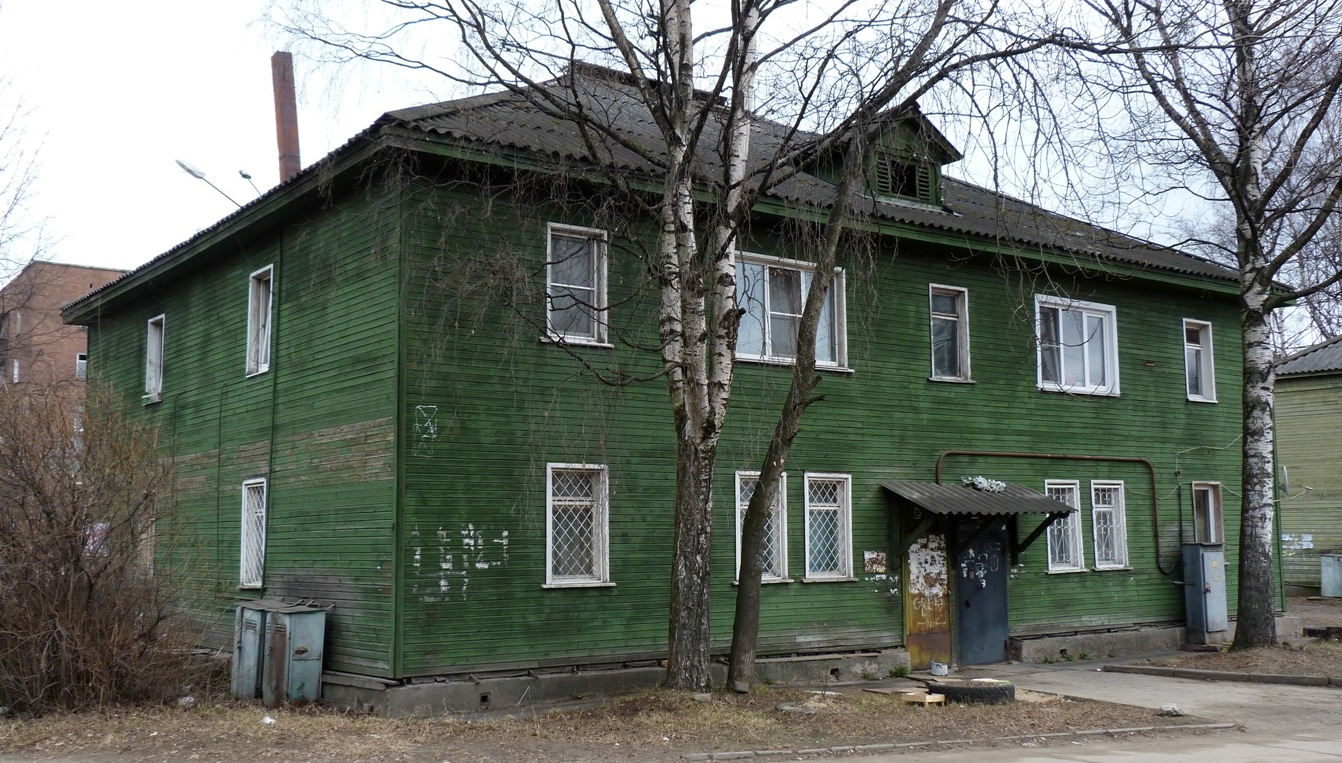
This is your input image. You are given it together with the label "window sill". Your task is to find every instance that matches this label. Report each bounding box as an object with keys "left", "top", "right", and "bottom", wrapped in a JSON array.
[
  {"left": 540, "top": 334, "right": 613, "bottom": 349},
  {"left": 732, "top": 577, "right": 793, "bottom": 586},
  {"left": 142, "top": 393, "right": 162, "bottom": 405},
  {"left": 1187, "top": 395, "right": 1218, "bottom": 404},
  {"left": 238, "top": 583, "right": 262, "bottom": 590},
  {"left": 801, "top": 575, "right": 856, "bottom": 583},
  {"left": 928, "top": 376, "right": 974, "bottom": 384},
  {"left": 1038, "top": 384, "right": 1120, "bottom": 398},
  {"left": 542, "top": 581, "right": 616, "bottom": 589},
  {"left": 736, "top": 356, "right": 853, "bottom": 374},
  {"left": 1093, "top": 565, "right": 1131, "bottom": 572},
  {"left": 245, "top": 368, "right": 271, "bottom": 379},
  {"left": 1045, "top": 566, "right": 1087, "bottom": 575}
]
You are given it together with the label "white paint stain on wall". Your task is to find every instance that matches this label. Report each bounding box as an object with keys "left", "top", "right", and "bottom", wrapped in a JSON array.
[
  {"left": 431, "top": 524, "right": 511, "bottom": 601},
  {"left": 413, "top": 405, "right": 439, "bottom": 457}
]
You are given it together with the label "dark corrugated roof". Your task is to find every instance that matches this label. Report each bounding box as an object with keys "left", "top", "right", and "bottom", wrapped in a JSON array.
[
  {"left": 1277, "top": 335, "right": 1342, "bottom": 376},
  {"left": 881, "top": 480, "right": 1076, "bottom": 517},
  {"left": 387, "top": 67, "right": 1237, "bottom": 284}
]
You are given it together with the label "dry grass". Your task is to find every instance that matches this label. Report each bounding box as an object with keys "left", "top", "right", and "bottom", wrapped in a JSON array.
[
  {"left": 0, "top": 685, "right": 1209, "bottom": 763},
  {"left": 1144, "top": 639, "right": 1342, "bottom": 676}
]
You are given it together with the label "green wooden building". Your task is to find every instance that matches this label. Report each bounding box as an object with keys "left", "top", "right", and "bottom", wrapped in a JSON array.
[
  {"left": 65, "top": 66, "right": 1267, "bottom": 693},
  {"left": 1276, "top": 337, "right": 1342, "bottom": 594}
]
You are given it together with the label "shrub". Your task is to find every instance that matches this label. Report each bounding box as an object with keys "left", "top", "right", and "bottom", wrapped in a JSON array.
[{"left": 0, "top": 382, "right": 201, "bottom": 713}]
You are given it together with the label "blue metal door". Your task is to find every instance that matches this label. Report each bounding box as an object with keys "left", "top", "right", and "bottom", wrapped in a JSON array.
[{"left": 956, "top": 521, "right": 1009, "bottom": 665}]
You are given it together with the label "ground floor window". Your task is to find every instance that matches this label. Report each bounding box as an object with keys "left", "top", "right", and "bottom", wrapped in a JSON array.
[
  {"left": 804, "top": 473, "right": 852, "bottom": 580},
  {"left": 1044, "top": 480, "right": 1085, "bottom": 572},
  {"left": 735, "top": 471, "right": 788, "bottom": 582},
  {"left": 545, "top": 464, "right": 610, "bottom": 586},
  {"left": 1091, "top": 480, "right": 1128, "bottom": 569}
]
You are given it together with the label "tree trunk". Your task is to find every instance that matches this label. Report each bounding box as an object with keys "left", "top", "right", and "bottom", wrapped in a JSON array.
[
  {"left": 666, "top": 431, "right": 717, "bottom": 691},
  {"left": 1232, "top": 300, "right": 1278, "bottom": 649}
]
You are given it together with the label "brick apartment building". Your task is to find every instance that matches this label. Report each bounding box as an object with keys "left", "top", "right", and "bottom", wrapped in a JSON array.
[{"left": 0, "top": 262, "right": 124, "bottom": 388}]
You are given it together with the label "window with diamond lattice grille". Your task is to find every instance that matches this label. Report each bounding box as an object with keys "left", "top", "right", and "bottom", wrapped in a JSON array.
[
  {"left": 735, "top": 472, "right": 788, "bottom": 582},
  {"left": 1091, "top": 481, "right": 1128, "bottom": 569},
  {"left": 240, "top": 478, "right": 267, "bottom": 588},
  {"left": 546, "top": 465, "right": 609, "bottom": 586},
  {"left": 804, "top": 474, "right": 851, "bottom": 580},
  {"left": 1044, "top": 481, "right": 1085, "bottom": 572}
]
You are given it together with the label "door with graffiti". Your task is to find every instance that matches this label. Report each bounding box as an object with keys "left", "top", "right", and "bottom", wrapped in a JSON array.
[
  {"left": 903, "top": 533, "right": 951, "bottom": 669},
  {"left": 956, "top": 520, "right": 1009, "bottom": 665}
]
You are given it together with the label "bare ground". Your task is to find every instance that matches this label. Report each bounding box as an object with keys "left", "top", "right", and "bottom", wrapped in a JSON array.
[
  {"left": 0, "top": 685, "right": 1210, "bottom": 763},
  {"left": 1135, "top": 596, "right": 1342, "bottom": 675}
]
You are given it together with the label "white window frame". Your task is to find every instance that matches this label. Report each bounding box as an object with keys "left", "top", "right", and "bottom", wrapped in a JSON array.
[
  {"left": 1191, "top": 482, "right": 1224, "bottom": 544},
  {"left": 145, "top": 314, "right": 165, "bottom": 403},
  {"left": 803, "top": 472, "right": 853, "bottom": 581},
  {"left": 1183, "top": 319, "right": 1216, "bottom": 403},
  {"left": 544, "top": 463, "right": 612, "bottom": 587},
  {"left": 240, "top": 478, "right": 268, "bottom": 589},
  {"left": 929, "top": 284, "right": 971, "bottom": 381},
  {"left": 736, "top": 252, "right": 847, "bottom": 369},
  {"left": 8, "top": 358, "right": 17, "bottom": 384},
  {"left": 545, "top": 224, "right": 609, "bottom": 346},
  {"left": 1090, "top": 480, "right": 1129, "bottom": 570},
  {"left": 75, "top": 352, "right": 88, "bottom": 381},
  {"left": 1035, "top": 295, "right": 1120, "bottom": 396},
  {"left": 1044, "top": 480, "right": 1086, "bottom": 573},
  {"left": 246, "top": 265, "right": 274, "bottom": 376},
  {"left": 735, "top": 471, "right": 789, "bottom": 583}
]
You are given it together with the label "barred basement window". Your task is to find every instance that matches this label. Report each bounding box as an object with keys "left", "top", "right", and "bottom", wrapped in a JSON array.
[
  {"left": 240, "top": 478, "right": 268, "bottom": 588},
  {"left": 804, "top": 473, "right": 852, "bottom": 580},
  {"left": 735, "top": 471, "right": 788, "bottom": 582},
  {"left": 246, "top": 266, "right": 273, "bottom": 376},
  {"left": 545, "top": 464, "right": 610, "bottom": 586},
  {"left": 1044, "top": 480, "right": 1085, "bottom": 573},
  {"left": 1091, "top": 480, "right": 1128, "bottom": 569}
]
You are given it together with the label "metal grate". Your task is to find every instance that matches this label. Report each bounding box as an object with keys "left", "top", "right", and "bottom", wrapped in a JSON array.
[
  {"left": 550, "top": 468, "right": 604, "bottom": 581},
  {"left": 1092, "top": 484, "right": 1125, "bottom": 567},
  {"left": 1045, "top": 484, "right": 1083, "bottom": 571},
  {"left": 738, "top": 477, "right": 785, "bottom": 579},
  {"left": 241, "top": 480, "right": 267, "bottom": 587},
  {"left": 806, "top": 478, "right": 847, "bottom": 576}
]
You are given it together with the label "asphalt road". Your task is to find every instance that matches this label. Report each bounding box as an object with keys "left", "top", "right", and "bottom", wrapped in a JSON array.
[{"left": 812, "top": 660, "right": 1342, "bottom": 763}]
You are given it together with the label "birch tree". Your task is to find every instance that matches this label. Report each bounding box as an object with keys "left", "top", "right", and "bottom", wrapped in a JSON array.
[
  {"left": 1077, "top": 0, "right": 1342, "bottom": 647},
  {"left": 278, "top": 0, "right": 1056, "bottom": 689}
]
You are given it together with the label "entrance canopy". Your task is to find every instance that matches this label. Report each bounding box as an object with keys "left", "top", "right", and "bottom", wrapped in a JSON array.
[
  {"left": 880, "top": 480, "right": 1077, "bottom": 517},
  {"left": 881, "top": 480, "right": 1077, "bottom": 564}
]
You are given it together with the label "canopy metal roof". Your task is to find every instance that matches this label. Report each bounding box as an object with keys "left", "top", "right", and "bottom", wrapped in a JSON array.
[{"left": 881, "top": 480, "right": 1076, "bottom": 517}]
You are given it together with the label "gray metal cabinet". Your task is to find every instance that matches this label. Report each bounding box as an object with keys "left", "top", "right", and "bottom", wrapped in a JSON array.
[{"left": 232, "top": 600, "right": 326, "bottom": 706}]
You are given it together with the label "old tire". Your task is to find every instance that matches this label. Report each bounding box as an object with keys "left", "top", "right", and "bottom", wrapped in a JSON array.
[{"left": 931, "top": 679, "right": 1015, "bottom": 704}]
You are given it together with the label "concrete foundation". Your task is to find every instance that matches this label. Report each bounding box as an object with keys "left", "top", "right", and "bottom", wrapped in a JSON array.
[
  {"left": 1011, "top": 625, "right": 1186, "bottom": 664},
  {"left": 321, "top": 649, "right": 911, "bottom": 718}
]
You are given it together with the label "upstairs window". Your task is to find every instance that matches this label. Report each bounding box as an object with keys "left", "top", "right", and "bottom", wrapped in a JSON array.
[
  {"left": 240, "top": 478, "right": 268, "bottom": 588},
  {"left": 1091, "top": 480, "right": 1129, "bottom": 569},
  {"left": 1191, "top": 482, "right": 1223, "bottom": 544},
  {"left": 1184, "top": 319, "right": 1216, "bottom": 402},
  {"left": 545, "top": 464, "right": 610, "bottom": 586},
  {"left": 929, "top": 285, "right": 970, "bottom": 380},
  {"left": 1036, "top": 296, "right": 1119, "bottom": 396},
  {"left": 76, "top": 353, "right": 88, "bottom": 381},
  {"left": 145, "top": 315, "right": 164, "bottom": 403},
  {"left": 735, "top": 471, "right": 788, "bottom": 582},
  {"left": 546, "top": 225, "right": 608, "bottom": 345},
  {"left": 1044, "top": 480, "right": 1085, "bottom": 573},
  {"left": 246, "top": 266, "right": 273, "bottom": 376},
  {"left": 737, "top": 254, "right": 845, "bottom": 367}
]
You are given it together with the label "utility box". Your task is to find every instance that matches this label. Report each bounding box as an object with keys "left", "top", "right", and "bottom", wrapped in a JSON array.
[
  {"left": 1322, "top": 554, "right": 1342, "bottom": 598},
  {"left": 1183, "top": 544, "right": 1229, "bottom": 645},
  {"left": 232, "top": 600, "right": 326, "bottom": 707}
]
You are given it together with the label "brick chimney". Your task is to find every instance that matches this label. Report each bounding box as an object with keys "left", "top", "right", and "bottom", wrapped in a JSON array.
[{"left": 272, "top": 51, "right": 301, "bottom": 183}]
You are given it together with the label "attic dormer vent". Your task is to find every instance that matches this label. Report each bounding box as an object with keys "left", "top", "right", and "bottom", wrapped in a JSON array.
[{"left": 873, "top": 149, "right": 935, "bottom": 203}]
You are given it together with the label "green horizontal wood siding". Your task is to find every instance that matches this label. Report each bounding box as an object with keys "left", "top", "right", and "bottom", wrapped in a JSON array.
[
  {"left": 1277, "top": 374, "right": 1342, "bottom": 590},
  {"left": 395, "top": 175, "right": 1247, "bottom": 677},
  {"left": 86, "top": 188, "right": 402, "bottom": 677}
]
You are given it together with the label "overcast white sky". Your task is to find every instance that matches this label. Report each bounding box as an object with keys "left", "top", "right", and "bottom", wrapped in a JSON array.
[{"left": 0, "top": 0, "right": 451, "bottom": 275}]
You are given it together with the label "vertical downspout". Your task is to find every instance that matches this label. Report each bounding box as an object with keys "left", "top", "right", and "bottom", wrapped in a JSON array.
[{"left": 390, "top": 175, "right": 407, "bottom": 679}]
